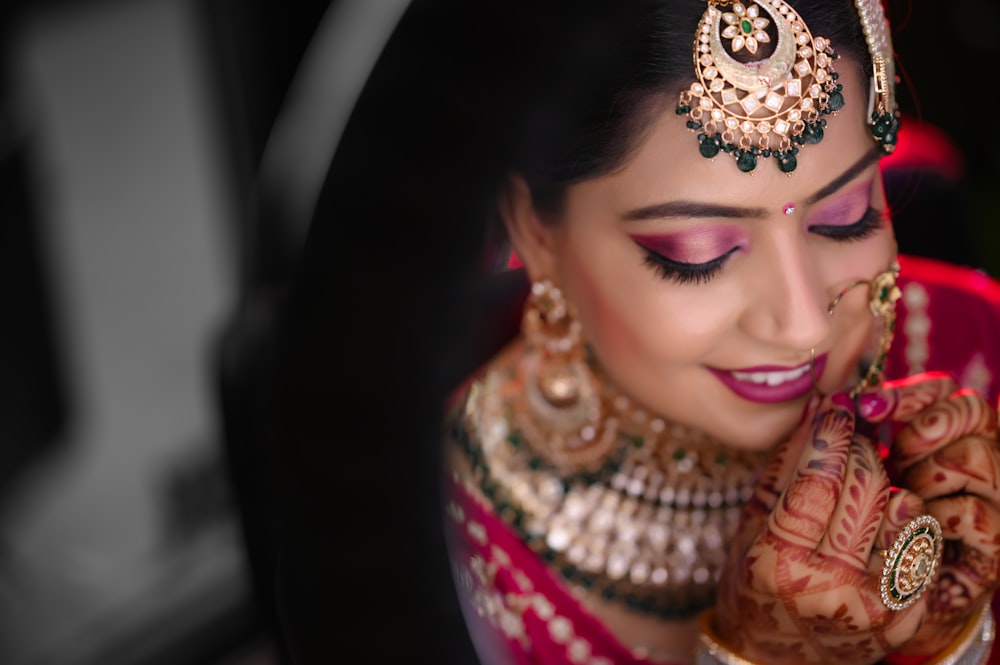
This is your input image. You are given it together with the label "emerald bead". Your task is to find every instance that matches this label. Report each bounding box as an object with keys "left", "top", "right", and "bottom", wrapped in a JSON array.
[
  {"left": 803, "top": 125, "right": 824, "bottom": 144},
  {"left": 699, "top": 136, "right": 721, "bottom": 158},
  {"left": 736, "top": 151, "right": 757, "bottom": 172},
  {"left": 778, "top": 152, "right": 797, "bottom": 173},
  {"left": 741, "top": 18, "right": 752, "bottom": 33}
]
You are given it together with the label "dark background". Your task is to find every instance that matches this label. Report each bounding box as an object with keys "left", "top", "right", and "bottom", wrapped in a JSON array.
[{"left": 0, "top": 1, "right": 995, "bottom": 664}]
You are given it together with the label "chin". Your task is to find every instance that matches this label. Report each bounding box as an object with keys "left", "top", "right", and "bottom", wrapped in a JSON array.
[{"left": 713, "top": 396, "right": 813, "bottom": 452}]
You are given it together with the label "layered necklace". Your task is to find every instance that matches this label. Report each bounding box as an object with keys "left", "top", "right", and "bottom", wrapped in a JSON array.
[{"left": 454, "top": 347, "right": 770, "bottom": 619}]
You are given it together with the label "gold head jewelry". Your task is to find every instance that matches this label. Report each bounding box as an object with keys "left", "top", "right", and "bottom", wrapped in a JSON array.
[{"left": 676, "top": 0, "right": 900, "bottom": 174}]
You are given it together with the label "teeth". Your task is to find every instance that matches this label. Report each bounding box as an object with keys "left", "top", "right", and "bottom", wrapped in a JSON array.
[{"left": 732, "top": 364, "right": 809, "bottom": 386}]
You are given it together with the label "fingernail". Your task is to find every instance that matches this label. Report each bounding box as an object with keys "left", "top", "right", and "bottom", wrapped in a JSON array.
[
  {"left": 857, "top": 392, "right": 888, "bottom": 420},
  {"left": 830, "top": 392, "right": 853, "bottom": 410}
]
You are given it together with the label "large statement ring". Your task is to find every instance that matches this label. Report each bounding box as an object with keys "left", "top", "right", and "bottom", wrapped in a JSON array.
[{"left": 879, "top": 514, "right": 944, "bottom": 611}]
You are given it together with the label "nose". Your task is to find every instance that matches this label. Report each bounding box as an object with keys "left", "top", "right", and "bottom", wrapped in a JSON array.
[{"left": 738, "top": 231, "right": 832, "bottom": 352}]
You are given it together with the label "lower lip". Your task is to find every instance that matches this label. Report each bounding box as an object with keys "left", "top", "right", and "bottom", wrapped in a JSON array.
[{"left": 709, "top": 354, "right": 827, "bottom": 404}]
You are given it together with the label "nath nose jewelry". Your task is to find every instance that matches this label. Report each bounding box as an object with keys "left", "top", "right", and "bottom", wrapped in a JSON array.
[
  {"left": 808, "top": 258, "right": 900, "bottom": 397},
  {"left": 825, "top": 258, "right": 901, "bottom": 398},
  {"left": 878, "top": 514, "right": 944, "bottom": 611},
  {"left": 809, "top": 347, "right": 819, "bottom": 390}
]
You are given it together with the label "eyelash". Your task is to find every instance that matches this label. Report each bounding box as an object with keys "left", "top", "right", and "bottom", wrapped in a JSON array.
[
  {"left": 808, "top": 206, "right": 885, "bottom": 242},
  {"left": 642, "top": 246, "right": 739, "bottom": 285},
  {"left": 640, "top": 207, "right": 886, "bottom": 285}
]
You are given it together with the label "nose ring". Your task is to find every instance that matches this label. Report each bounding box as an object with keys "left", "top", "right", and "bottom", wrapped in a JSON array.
[{"left": 809, "top": 347, "right": 820, "bottom": 392}]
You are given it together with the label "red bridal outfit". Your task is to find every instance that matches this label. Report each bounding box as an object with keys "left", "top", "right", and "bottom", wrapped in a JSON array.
[{"left": 443, "top": 253, "right": 1000, "bottom": 665}]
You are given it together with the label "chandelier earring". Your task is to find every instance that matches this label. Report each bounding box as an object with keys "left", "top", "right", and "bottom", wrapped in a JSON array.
[{"left": 515, "top": 279, "right": 620, "bottom": 476}]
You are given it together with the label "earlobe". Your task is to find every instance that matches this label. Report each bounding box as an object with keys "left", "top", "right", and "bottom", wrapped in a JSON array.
[{"left": 498, "top": 173, "right": 559, "bottom": 281}]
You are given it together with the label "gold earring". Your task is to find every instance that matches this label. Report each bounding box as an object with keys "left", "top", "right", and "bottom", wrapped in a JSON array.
[
  {"left": 515, "top": 280, "right": 620, "bottom": 476},
  {"left": 826, "top": 259, "right": 901, "bottom": 398}
]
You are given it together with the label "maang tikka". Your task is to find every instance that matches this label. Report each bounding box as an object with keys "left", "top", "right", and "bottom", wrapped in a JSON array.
[{"left": 676, "top": 0, "right": 900, "bottom": 174}]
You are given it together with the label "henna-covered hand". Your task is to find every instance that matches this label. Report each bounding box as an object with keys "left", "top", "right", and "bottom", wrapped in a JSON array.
[
  {"left": 714, "top": 392, "right": 930, "bottom": 664},
  {"left": 857, "top": 372, "right": 1000, "bottom": 658}
]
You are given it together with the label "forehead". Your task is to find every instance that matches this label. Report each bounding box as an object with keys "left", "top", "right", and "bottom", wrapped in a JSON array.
[{"left": 596, "top": 63, "right": 876, "bottom": 207}]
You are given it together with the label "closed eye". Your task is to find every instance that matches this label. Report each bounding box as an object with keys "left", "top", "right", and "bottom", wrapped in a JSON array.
[
  {"left": 808, "top": 207, "right": 886, "bottom": 242},
  {"left": 641, "top": 246, "right": 741, "bottom": 285}
]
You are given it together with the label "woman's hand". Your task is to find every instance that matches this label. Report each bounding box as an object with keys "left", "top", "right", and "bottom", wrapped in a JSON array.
[
  {"left": 856, "top": 372, "right": 1000, "bottom": 658},
  {"left": 714, "top": 392, "right": 931, "bottom": 664}
]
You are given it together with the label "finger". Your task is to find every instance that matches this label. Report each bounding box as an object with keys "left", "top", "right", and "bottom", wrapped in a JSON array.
[
  {"left": 857, "top": 372, "right": 959, "bottom": 424},
  {"left": 818, "top": 434, "right": 892, "bottom": 569},
  {"left": 899, "top": 435, "right": 1000, "bottom": 501},
  {"left": 929, "top": 495, "right": 1000, "bottom": 562},
  {"left": 925, "top": 496, "right": 1000, "bottom": 617},
  {"left": 768, "top": 393, "right": 855, "bottom": 549},
  {"left": 744, "top": 394, "right": 821, "bottom": 522},
  {"left": 867, "top": 486, "right": 925, "bottom": 577},
  {"left": 891, "top": 390, "right": 999, "bottom": 470}
]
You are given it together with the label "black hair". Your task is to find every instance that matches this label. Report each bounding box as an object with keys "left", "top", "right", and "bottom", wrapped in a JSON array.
[{"left": 510, "top": 0, "right": 874, "bottom": 219}]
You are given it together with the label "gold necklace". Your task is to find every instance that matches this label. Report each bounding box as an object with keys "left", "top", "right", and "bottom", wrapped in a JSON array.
[{"left": 456, "top": 350, "right": 769, "bottom": 619}]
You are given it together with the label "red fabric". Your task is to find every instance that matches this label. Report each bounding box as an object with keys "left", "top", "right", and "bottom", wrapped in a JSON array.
[
  {"left": 881, "top": 118, "right": 965, "bottom": 183},
  {"left": 444, "top": 477, "right": 684, "bottom": 665}
]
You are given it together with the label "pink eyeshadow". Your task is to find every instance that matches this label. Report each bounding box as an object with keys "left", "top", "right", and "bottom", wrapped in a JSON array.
[
  {"left": 629, "top": 228, "right": 747, "bottom": 264},
  {"left": 806, "top": 180, "right": 872, "bottom": 227}
]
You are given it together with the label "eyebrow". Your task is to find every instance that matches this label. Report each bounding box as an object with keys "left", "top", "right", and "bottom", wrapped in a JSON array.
[{"left": 622, "top": 145, "right": 884, "bottom": 222}]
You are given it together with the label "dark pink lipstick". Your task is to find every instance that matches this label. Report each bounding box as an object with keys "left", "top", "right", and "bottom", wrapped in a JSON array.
[{"left": 709, "top": 354, "right": 827, "bottom": 403}]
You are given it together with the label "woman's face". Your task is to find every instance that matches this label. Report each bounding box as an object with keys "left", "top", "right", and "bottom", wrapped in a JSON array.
[{"left": 519, "top": 64, "right": 897, "bottom": 451}]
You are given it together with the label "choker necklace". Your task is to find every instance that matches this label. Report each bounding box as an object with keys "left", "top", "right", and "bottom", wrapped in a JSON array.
[{"left": 454, "top": 349, "right": 769, "bottom": 619}]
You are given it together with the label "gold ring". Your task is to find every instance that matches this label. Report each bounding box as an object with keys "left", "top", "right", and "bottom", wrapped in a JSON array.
[{"left": 879, "top": 514, "right": 944, "bottom": 611}]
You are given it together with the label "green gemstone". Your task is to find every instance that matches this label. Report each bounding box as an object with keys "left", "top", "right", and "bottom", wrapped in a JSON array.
[
  {"left": 737, "top": 151, "right": 757, "bottom": 172},
  {"left": 741, "top": 18, "right": 752, "bottom": 33},
  {"left": 778, "top": 152, "right": 797, "bottom": 173},
  {"left": 699, "top": 137, "right": 721, "bottom": 158},
  {"left": 803, "top": 125, "right": 824, "bottom": 144}
]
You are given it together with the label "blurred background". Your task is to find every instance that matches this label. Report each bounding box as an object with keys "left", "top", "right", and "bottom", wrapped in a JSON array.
[{"left": 0, "top": 1, "right": 995, "bottom": 664}]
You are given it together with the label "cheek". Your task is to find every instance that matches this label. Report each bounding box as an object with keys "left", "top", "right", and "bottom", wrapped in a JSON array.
[
  {"left": 563, "top": 253, "right": 645, "bottom": 359},
  {"left": 558, "top": 244, "right": 736, "bottom": 367}
]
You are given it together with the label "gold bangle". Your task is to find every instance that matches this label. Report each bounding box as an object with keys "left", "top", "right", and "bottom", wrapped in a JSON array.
[{"left": 696, "top": 609, "right": 766, "bottom": 665}]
